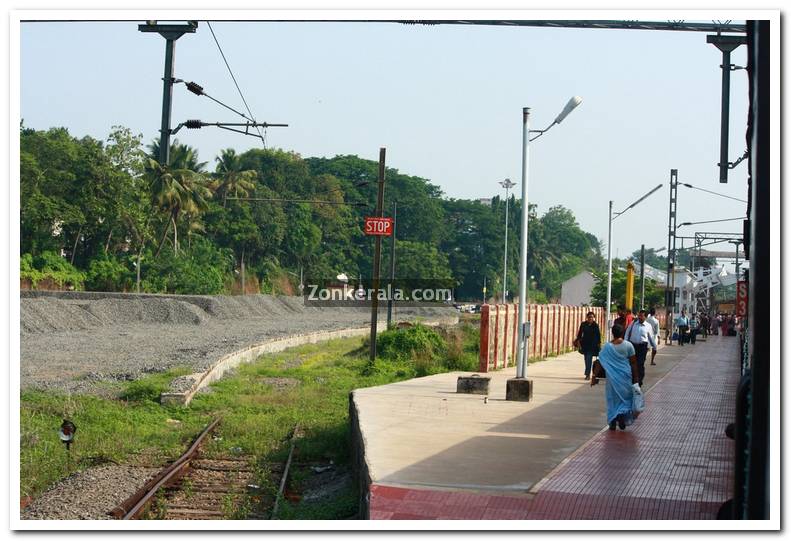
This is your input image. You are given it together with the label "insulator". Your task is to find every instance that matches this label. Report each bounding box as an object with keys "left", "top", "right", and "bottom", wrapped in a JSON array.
[
  {"left": 184, "top": 120, "right": 202, "bottom": 129},
  {"left": 186, "top": 81, "right": 204, "bottom": 95}
]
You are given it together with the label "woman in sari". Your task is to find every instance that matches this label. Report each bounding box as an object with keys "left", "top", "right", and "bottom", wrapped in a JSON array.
[{"left": 591, "top": 323, "right": 639, "bottom": 430}]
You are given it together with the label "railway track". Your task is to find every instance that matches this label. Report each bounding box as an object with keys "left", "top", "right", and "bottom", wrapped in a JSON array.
[{"left": 109, "top": 419, "right": 299, "bottom": 520}]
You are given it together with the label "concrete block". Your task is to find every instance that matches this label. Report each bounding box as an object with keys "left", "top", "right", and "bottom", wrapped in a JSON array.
[
  {"left": 505, "top": 377, "right": 534, "bottom": 402},
  {"left": 456, "top": 375, "right": 491, "bottom": 395}
]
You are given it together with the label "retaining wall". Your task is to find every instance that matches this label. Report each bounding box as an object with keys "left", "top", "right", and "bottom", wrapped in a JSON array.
[{"left": 160, "top": 315, "right": 459, "bottom": 406}]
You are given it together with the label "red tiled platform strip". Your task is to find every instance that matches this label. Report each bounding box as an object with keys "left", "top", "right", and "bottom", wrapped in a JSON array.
[{"left": 369, "top": 338, "right": 738, "bottom": 520}]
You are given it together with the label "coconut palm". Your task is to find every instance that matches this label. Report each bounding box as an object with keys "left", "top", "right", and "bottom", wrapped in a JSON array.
[
  {"left": 147, "top": 138, "right": 208, "bottom": 172},
  {"left": 211, "top": 148, "right": 257, "bottom": 207},
  {"left": 146, "top": 158, "right": 212, "bottom": 256}
]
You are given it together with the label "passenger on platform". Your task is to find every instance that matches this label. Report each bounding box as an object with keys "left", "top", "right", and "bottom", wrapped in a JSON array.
[
  {"left": 676, "top": 310, "right": 690, "bottom": 346},
  {"left": 613, "top": 305, "right": 633, "bottom": 330},
  {"left": 689, "top": 313, "right": 698, "bottom": 345},
  {"left": 574, "top": 311, "right": 601, "bottom": 381},
  {"left": 625, "top": 310, "right": 657, "bottom": 387},
  {"left": 699, "top": 314, "right": 709, "bottom": 339},
  {"left": 646, "top": 308, "right": 660, "bottom": 365},
  {"left": 590, "top": 323, "right": 639, "bottom": 431}
]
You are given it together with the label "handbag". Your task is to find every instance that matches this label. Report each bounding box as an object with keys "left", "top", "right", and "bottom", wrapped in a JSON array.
[
  {"left": 632, "top": 383, "right": 645, "bottom": 414},
  {"left": 672, "top": 332, "right": 679, "bottom": 341},
  {"left": 592, "top": 359, "right": 606, "bottom": 378}
]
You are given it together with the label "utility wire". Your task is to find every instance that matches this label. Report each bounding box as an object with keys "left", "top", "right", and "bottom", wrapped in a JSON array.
[
  {"left": 175, "top": 79, "right": 253, "bottom": 122},
  {"left": 680, "top": 182, "right": 747, "bottom": 203},
  {"left": 206, "top": 21, "right": 266, "bottom": 147},
  {"left": 678, "top": 217, "right": 745, "bottom": 227}
]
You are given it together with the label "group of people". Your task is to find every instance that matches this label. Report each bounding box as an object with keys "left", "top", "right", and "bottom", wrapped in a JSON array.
[
  {"left": 576, "top": 304, "right": 741, "bottom": 432},
  {"left": 711, "top": 312, "right": 740, "bottom": 336},
  {"left": 574, "top": 306, "right": 660, "bottom": 431},
  {"left": 674, "top": 309, "right": 739, "bottom": 345}
]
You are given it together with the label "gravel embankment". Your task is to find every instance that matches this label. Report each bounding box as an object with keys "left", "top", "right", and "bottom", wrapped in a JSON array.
[
  {"left": 20, "top": 465, "right": 160, "bottom": 520},
  {"left": 21, "top": 292, "right": 457, "bottom": 396}
]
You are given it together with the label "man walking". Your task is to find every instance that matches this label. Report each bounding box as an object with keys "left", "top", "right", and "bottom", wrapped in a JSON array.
[
  {"left": 647, "top": 308, "right": 660, "bottom": 365},
  {"left": 689, "top": 313, "right": 699, "bottom": 345},
  {"left": 676, "top": 310, "right": 690, "bottom": 346},
  {"left": 626, "top": 310, "right": 657, "bottom": 387},
  {"left": 613, "top": 305, "right": 633, "bottom": 331}
]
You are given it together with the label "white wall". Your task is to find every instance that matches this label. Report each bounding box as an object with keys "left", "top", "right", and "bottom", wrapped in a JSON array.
[{"left": 560, "top": 272, "right": 596, "bottom": 306}]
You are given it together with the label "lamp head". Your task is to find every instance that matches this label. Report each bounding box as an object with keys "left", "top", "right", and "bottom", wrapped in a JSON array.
[{"left": 554, "top": 96, "right": 583, "bottom": 125}]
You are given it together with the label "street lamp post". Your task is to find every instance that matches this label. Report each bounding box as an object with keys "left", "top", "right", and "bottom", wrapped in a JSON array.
[
  {"left": 499, "top": 178, "right": 516, "bottom": 304},
  {"left": 606, "top": 201, "right": 614, "bottom": 334},
  {"left": 508, "top": 97, "right": 582, "bottom": 402},
  {"left": 605, "top": 184, "right": 663, "bottom": 339}
]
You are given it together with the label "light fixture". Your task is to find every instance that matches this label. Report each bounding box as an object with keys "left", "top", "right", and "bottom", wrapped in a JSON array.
[{"left": 554, "top": 96, "right": 583, "bottom": 125}]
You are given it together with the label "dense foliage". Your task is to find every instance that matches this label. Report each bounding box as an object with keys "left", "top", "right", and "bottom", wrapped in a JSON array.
[{"left": 20, "top": 124, "right": 607, "bottom": 301}]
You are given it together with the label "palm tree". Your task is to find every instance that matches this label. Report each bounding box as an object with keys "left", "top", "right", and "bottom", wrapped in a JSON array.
[
  {"left": 211, "top": 148, "right": 257, "bottom": 207},
  {"left": 146, "top": 158, "right": 212, "bottom": 256},
  {"left": 147, "top": 138, "right": 208, "bottom": 172}
]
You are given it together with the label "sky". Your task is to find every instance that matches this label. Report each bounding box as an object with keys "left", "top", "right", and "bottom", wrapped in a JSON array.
[{"left": 18, "top": 15, "right": 754, "bottom": 269}]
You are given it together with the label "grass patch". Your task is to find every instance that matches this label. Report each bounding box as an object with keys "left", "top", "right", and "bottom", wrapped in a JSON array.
[
  {"left": 20, "top": 323, "right": 482, "bottom": 518},
  {"left": 20, "top": 367, "right": 211, "bottom": 500}
]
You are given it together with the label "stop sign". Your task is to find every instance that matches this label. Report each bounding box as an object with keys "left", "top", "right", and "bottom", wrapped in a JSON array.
[{"left": 364, "top": 217, "right": 393, "bottom": 236}]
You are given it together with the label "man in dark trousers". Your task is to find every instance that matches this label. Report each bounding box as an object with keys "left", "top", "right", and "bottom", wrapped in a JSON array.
[
  {"left": 574, "top": 311, "right": 602, "bottom": 381},
  {"left": 625, "top": 309, "right": 657, "bottom": 387},
  {"left": 676, "top": 310, "right": 690, "bottom": 346}
]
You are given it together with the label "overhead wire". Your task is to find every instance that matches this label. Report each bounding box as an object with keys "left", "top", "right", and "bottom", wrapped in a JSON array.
[{"left": 205, "top": 21, "right": 267, "bottom": 147}]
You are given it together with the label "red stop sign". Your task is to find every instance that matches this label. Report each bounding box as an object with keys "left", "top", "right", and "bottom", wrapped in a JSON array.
[{"left": 364, "top": 217, "right": 393, "bottom": 236}]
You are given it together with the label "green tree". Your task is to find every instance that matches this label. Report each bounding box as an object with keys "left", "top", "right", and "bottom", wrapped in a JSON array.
[
  {"left": 211, "top": 148, "right": 257, "bottom": 207},
  {"left": 146, "top": 158, "right": 213, "bottom": 257}
]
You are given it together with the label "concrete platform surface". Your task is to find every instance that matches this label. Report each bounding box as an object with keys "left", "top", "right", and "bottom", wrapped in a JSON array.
[
  {"left": 360, "top": 336, "right": 738, "bottom": 520},
  {"left": 353, "top": 342, "right": 686, "bottom": 495}
]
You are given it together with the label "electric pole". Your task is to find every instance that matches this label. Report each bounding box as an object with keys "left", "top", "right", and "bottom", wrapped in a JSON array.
[
  {"left": 369, "top": 149, "right": 386, "bottom": 363},
  {"left": 386, "top": 201, "right": 397, "bottom": 328},
  {"left": 138, "top": 21, "right": 198, "bottom": 165}
]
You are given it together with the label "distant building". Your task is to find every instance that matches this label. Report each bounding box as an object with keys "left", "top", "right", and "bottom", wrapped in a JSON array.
[
  {"left": 669, "top": 267, "right": 696, "bottom": 316},
  {"left": 560, "top": 271, "right": 596, "bottom": 306},
  {"left": 477, "top": 198, "right": 493, "bottom": 206}
]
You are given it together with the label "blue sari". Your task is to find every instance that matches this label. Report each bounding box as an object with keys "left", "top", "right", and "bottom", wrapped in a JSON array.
[{"left": 597, "top": 341, "right": 635, "bottom": 426}]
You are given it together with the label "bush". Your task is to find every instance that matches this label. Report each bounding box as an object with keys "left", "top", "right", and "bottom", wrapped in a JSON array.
[
  {"left": 377, "top": 324, "right": 447, "bottom": 364},
  {"left": 371, "top": 323, "right": 482, "bottom": 377},
  {"left": 20, "top": 253, "right": 44, "bottom": 285},
  {"left": 141, "top": 239, "right": 234, "bottom": 295},
  {"left": 85, "top": 255, "right": 132, "bottom": 291},
  {"left": 21, "top": 251, "right": 85, "bottom": 289}
]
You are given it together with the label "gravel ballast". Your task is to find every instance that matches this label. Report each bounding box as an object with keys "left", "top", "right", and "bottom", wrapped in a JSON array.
[
  {"left": 21, "top": 292, "right": 457, "bottom": 396},
  {"left": 20, "top": 465, "right": 160, "bottom": 520}
]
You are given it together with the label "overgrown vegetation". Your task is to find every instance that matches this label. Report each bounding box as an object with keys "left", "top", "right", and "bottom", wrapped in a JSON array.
[
  {"left": 20, "top": 324, "right": 481, "bottom": 518},
  {"left": 374, "top": 323, "right": 479, "bottom": 376},
  {"left": 21, "top": 124, "right": 607, "bottom": 300}
]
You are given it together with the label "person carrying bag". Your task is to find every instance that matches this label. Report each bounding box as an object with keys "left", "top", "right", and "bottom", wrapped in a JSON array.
[{"left": 574, "top": 311, "right": 601, "bottom": 381}]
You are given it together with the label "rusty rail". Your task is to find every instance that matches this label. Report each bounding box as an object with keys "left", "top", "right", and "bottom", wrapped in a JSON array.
[
  {"left": 270, "top": 424, "right": 301, "bottom": 519},
  {"left": 110, "top": 417, "right": 221, "bottom": 519}
]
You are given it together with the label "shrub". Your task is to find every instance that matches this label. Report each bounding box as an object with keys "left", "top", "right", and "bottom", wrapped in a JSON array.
[
  {"left": 85, "top": 255, "right": 132, "bottom": 291},
  {"left": 376, "top": 324, "right": 447, "bottom": 364},
  {"left": 21, "top": 251, "right": 85, "bottom": 289},
  {"left": 20, "top": 253, "right": 44, "bottom": 285},
  {"left": 141, "top": 239, "right": 234, "bottom": 295}
]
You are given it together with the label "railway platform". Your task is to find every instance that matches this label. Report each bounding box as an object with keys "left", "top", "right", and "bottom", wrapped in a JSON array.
[{"left": 351, "top": 335, "right": 738, "bottom": 521}]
